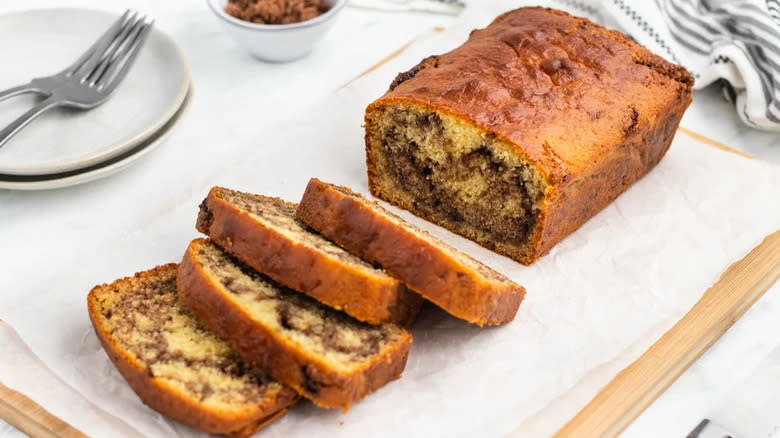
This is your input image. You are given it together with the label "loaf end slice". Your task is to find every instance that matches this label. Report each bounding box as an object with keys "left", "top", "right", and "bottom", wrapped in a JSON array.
[
  {"left": 87, "top": 264, "right": 299, "bottom": 437},
  {"left": 296, "top": 178, "right": 525, "bottom": 326},
  {"left": 196, "top": 187, "right": 422, "bottom": 325},
  {"left": 177, "top": 238, "right": 413, "bottom": 409}
]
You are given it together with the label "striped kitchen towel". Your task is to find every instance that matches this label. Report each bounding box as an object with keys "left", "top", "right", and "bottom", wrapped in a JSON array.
[
  {"left": 546, "top": 0, "right": 780, "bottom": 131},
  {"left": 595, "top": 0, "right": 780, "bottom": 131}
]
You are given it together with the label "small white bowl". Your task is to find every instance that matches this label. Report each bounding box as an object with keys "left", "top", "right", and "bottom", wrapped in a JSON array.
[{"left": 207, "top": 0, "right": 346, "bottom": 62}]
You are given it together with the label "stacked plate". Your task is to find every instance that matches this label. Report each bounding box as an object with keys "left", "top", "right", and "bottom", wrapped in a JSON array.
[{"left": 0, "top": 9, "right": 192, "bottom": 190}]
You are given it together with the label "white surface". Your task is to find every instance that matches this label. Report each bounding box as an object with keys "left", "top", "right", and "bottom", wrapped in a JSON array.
[
  {"left": 0, "top": 1, "right": 778, "bottom": 438},
  {"left": 207, "top": 0, "right": 347, "bottom": 62},
  {"left": 0, "top": 321, "right": 144, "bottom": 437},
  {"left": 0, "top": 8, "right": 190, "bottom": 176},
  {"left": 0, "top": 423, "right": 25, "bottom": 438},
  {"left": 681, "top": 85, "right": 780, "bottom": 163},
  {"left": 706, "top": 343, "right": 780, "bottom": 438},
  {"left": 0, "top": 87, "right": 191, "bottom": 190}
]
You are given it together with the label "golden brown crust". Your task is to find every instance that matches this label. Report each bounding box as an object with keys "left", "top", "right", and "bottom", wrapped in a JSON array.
[
  {"left": 296, "top": 179, "right": 525, "bottom": 326},
  {"left": 177, "top": 239, "right": 413, "bottom": 410},
  {"left": 86, "top": 264, "right": 298, "bottom": 437},
  {"left": 196, "top": 187, "right": 422, "bottom": 325},
  {"left": 365, "top": 7, "right": 693, "bottom": 264}
]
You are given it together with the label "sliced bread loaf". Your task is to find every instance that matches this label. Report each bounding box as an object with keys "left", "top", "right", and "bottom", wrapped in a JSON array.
[
  {"left": 365, "top": 7, "right": 692, "bottom": 264},
  {"left": 87, "top": 264, "right": 298, "bottom": 437},
  {"left": 296, "top": 178, "right": 525, "bottom": 326},
  {"left": 177, "top": 238, "right": 413, "bottom": 409},
  {"left": 196, "top": 187, "right": 421, "bottom": 325}
]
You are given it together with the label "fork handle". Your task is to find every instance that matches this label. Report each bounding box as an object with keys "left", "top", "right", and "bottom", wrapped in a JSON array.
[
  {"left": 0, "top": 96, "right": 62, "bottom": 150},
  {"left": 0, "top": 84, "right": 40, "bottom": 104}
]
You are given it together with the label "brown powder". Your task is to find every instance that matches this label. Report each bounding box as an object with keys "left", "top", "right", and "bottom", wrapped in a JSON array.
[{"left": 225, "top": 0, "right": 331, "bottom": 25}]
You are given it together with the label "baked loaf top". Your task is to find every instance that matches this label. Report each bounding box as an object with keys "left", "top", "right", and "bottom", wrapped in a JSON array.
[
  {"left": 178, "top": 238, "right": 413, "bottom": 409},
  {"left": 197, "top": 187, "right": 422, "bottom": 325},
  {"left": 87, "top": 264, "right": 298, "bottom": 437},
  {"left": 297, "top": 178, "right": 525, "bottom": 326},
  {"left": 378, "top": 6, "right": 694, "bottom": 186}
]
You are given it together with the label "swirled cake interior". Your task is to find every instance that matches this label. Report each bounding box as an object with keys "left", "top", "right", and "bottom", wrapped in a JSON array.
[
  {"left": 194, "top": 240, "right": 406, "bottom": 371},
  {"left": 366, "top": 103, "right": 548, "bottom": 261},
  {"left": 91, "top": 265, "right": 290, "bottom": 409}
]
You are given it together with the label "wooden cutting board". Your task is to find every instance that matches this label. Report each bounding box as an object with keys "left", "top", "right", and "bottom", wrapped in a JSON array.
[
  {"left": 1, "top": 44, "right": 778, "bottom": 438},
  {"left": 0, "top": 380, "right": 86, "bottom": 437}
]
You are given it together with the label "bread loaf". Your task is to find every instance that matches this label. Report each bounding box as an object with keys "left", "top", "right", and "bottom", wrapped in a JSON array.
[{"left": 365, "top": 7, "right": 694, "bottom": 264}]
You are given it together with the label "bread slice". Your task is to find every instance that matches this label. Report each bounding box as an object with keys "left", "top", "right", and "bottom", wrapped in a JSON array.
[
  {"left": 296, "top": 178, "right": 525, "bottom": 326},
  {"left": 177, "top": 238, "right": 413, "bottom": 409},
  {"left": 87, "top": 264, "right": 298, "bottom": 437},
  {"left": 196, "top": 187, "right": 422, "bottom": 325}
]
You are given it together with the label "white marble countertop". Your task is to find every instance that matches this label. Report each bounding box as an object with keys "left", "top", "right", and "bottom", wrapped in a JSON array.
[{"left": 0, "top": 1, "right": 777, "bottom": 437}]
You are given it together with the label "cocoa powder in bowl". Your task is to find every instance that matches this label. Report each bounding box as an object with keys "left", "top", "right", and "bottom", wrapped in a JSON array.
[{"left": 224, "top": 0, "right": 332, "bottom": 25}]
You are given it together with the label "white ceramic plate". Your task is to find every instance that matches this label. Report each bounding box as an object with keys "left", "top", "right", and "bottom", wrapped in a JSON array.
[
  {"left": 0, "top": 86, "right": 192, "bottom": 190},
  {"left": 0, "top": 8, "right": 190, "bottom": 176}
]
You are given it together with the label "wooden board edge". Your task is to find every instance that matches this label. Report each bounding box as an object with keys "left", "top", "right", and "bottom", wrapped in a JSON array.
[
  {"left": 677, "top": 126, "right": 754, "bottom": 159},
  {"left": 554, "top": 230, "right": 780, "bottom": 438},
  {"left": 0, "top": 380, "right": 88, "bottom": 438},
  {"left": 338, "top": 26, "right": 445, "bottom": 90}
]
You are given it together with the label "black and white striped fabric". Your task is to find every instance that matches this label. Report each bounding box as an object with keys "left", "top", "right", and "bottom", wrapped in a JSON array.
[{"left": 557, "top": 0, "right": 780, "bottom": 131}]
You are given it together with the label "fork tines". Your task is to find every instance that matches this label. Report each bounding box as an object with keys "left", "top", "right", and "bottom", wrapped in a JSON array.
[
  {"left": 89, "top": 11, "right": 154, "bottom": 93},
  {"left": 66, "top": 10, "right": 154, "bottom": 94}
]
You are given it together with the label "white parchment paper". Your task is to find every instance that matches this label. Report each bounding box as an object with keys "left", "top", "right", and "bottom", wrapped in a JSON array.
[{"left": 1, "top": 2, "right": 779, "bottom": 437}]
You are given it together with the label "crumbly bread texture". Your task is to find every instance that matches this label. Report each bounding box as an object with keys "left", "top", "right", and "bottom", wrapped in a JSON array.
[
  {"left": 196, "top": 187, "right": 422, "bottom": 325},
  {"left": 296, "top": 178, "right": 525, "bottom": 326},
  {"left": 87, "top": 264, "right": 298, "bottom": 437},
  {"left": 365, "top": 7, "right": 694, "bottom": 265},
  {"left": 177, "top": 238, "right": 413, "bottom": 409}
]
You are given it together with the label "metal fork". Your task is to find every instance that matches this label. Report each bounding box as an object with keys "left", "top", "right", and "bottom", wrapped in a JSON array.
[{"left": 0, "top": 10, "right": 154, "bottom": 149}]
